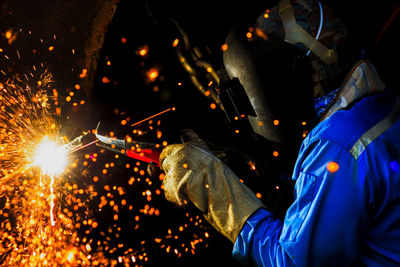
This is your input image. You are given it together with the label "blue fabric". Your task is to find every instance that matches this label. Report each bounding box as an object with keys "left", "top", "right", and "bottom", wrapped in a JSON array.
[
  {"left": 233, "top": 90, "right": 400, "bottom": 266},
  {"left": 313, "top": 87, "right": 340, "bottom": 118}
]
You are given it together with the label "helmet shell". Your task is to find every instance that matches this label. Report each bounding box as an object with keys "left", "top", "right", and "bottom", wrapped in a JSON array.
[
  {"left": 223, "top": 25, "right": 314, "bottom": 143},
  {"left": 255, "top": 0, "right": 348, "bottom": 97}
]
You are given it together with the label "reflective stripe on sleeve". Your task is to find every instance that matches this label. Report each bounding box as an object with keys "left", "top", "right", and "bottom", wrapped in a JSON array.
[{"left": 350, "top": 97, "right": 400, "bottom": 160}]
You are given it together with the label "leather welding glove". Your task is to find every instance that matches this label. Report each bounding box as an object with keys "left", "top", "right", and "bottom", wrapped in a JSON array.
[{"left": 160, "top": 129, "right": 265, "bottom": 243}]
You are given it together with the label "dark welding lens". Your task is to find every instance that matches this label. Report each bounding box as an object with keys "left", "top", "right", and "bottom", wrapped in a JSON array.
[{"left": 215, "top": 77, "right": 256, "bottom": 122}]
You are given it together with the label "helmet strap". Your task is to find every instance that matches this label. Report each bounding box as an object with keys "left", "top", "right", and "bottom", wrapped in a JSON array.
[{"left": 278, "top": 0, "right": 338, "bottom": 64}]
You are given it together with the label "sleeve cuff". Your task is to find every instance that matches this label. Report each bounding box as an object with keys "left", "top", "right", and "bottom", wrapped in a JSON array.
[{"left": 232, "top": 208, "right": 276, "bottom": 265}]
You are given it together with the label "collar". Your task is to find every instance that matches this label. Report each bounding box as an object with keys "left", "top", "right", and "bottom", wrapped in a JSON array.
[{"left": 319, "top": 60, "right": 386, "bottom": 121}]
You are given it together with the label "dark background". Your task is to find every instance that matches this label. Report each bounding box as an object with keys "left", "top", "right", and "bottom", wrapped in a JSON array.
[
  {"left": 91, "top": 0, "right": 400, "bottom": 142},
  {"left": 87, "top": 0, "right": 399, "bottom": 266}
]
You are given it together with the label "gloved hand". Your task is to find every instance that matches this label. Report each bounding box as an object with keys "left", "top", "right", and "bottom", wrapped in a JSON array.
[{"left": 160, "top": 129, "right": 265, "bottom": 243}]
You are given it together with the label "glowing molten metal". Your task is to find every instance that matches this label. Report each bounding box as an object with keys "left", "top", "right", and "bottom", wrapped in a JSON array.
[{"left": 34, "top": 137, "right": 67, "bottom": 175}]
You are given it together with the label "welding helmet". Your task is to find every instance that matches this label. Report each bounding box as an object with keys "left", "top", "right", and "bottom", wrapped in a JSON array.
[{"left": 219, "top": 0, "right": 352, "bottom": 143}]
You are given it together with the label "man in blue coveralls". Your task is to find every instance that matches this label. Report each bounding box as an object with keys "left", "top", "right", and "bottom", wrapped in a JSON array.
[{"left": 160, "top": 0, "right": 400, "bottom": 266}]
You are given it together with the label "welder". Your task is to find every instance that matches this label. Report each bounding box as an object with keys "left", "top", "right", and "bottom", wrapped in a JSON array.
[{"left": 160, "top": 0, "right": 400, "bottom": 265}]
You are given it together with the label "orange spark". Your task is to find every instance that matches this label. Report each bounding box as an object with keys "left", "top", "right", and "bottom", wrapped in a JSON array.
[
  {"left": 147, "top": 68, "right": 159, "bottom": 81},
  {"left": 139, "top": 48, "right": 148, "bottom": 56},
  {"left": 327, "top": 161, "right": 339, "bottom": 173}
]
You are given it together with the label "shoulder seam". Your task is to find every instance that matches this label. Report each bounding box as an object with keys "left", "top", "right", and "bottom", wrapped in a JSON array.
[
  {"left": 306, "top": 136, "right": 351, "bottom": 155},
  {"left": 297, "top": 136, "right": 354, "bottom": 174}
]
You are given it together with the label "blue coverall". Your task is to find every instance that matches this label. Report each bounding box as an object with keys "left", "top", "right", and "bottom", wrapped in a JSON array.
[{"left": 233, "top": 62, "right": 400, "bottom": 266}]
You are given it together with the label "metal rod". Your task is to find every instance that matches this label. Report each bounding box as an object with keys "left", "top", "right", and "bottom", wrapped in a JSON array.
[
  {"left": 130, "top": 107, "right": 173, "bottom": 127},
  {"left": 68, "top": 139, "right": 99, "bottom": 154}
]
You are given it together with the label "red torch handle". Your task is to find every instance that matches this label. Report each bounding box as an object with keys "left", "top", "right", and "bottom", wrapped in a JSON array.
[{"left": 126, "top": 148, "right": 161, "bottom": 166}]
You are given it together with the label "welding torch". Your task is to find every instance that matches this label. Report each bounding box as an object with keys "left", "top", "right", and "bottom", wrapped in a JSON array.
[{"left": 67, "top": 122, "right": 162, "bottom": 176}]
